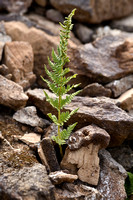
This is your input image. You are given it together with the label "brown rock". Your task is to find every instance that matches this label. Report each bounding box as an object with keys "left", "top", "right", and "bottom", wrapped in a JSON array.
[
  {"left": 27, "top": 88, "right": 133, "bottom": 146},
  {"left": 35, "top": 0, "right": 47, "bottom": 7},
  {"left": 117, "top": 88, "right": 133, "bottom": 111},
  {"left": 19, "top": 133, "right": 41, "bottom": 146},
  {"left": 50, "top": 0, "right": 133, "bottom": 24},
  {"left": 97, "top": 149, "right": 127, "bottom": 200},
  {"left": 4, "top": 41, "right": 36, "bottom": 89},
  {"left": 0, "top": 0, "right": 32, "bottom": 14},
  {"left": 49, "top": 171, "right": 78, "bottom": 185},
  {"left": 0, "top": 75, "right": 28, "bottom": 110},
  {"left": 79, "top": 83, "right": 111, "bottom": 97},
  {"left": 61, "top": 125, "right": 110, "bottom": 185},
  {"left": 46, "top": 9, "right": 64, "bottom": 23},
  {"left": 106, "top": 74, "right": 133, "bottom": 97}
]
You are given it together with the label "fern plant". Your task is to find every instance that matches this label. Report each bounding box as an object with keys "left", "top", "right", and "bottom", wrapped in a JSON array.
[{"left": 41, "top": 9, "right": 80, "bottom": 156}]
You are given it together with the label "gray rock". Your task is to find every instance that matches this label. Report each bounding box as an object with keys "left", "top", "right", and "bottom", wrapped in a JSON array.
[
  {"left": 79, "top": 83, "right": 112, "bottom": 97},
  {"left": 106, "top": 74, "right": 133, "bottom": 97},
  {"left": 0, "top": 0, "right": 32, "bottom": 14},
  {"left": 13, "top": 106, "right": 48, "bottom": 128},
  {"left": 50, "top": 0, "right": 133, "bottom": 24},
  {"left": 27, "top": 88, "right": 133, "bottom": 146},
  {"left": 74, "top": 23, "right": 93, "bottom": 43},
  {"left": 46, "top": 9, "right": 64, "bottom": 23},
  {"left": 0, "top": 163, "right": 55, "bottom": 200},
  {"left": 97, "top": 149, "right": 127, "bottom": 200},
  {"left": 111, "top": 14, "right": 133, "bottom": 32},
  {"left": 108, "top": 145, "right": 133, "bottom": 171},
  {"left": 0, "top": 75, "right": 28, "bottom": 110}
]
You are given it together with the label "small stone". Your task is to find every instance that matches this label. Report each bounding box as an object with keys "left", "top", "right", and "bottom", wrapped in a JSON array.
[
  {"left": 46, "top": 9, "right": 64, "bottom": 23},
  {"left": 0, "top": 75, "right": 28, "bottom": 110},
  {"left": 49, "top": 171, "right": 78, "bottom": 185},
  {"left": 13, "top": 106, "right": 47, "bottom": 127},
  {"left": 19, "top": 133, "right": 41, "bottom": 146},
  {"left": 74, "top": 23, "right": 93, "bottom": 43},
  {"left": 117, "top": 88, "right": 133, "bottom": 111}
]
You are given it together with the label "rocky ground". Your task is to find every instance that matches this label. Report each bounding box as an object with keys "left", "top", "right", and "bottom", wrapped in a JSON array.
[{"left": 0, "top": 0, "right": 133, "bottom": 200}]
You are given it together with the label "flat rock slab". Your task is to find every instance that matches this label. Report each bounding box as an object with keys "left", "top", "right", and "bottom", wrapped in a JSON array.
[
  {"left": 0, "top": 75, "right": 28, "bottom": 110},
  {"left": 0, "top": 163, "right": 55, "bottom": 200},
  {"left": 69, "top": 36, "right": 133, "bottom": 85},
  {"left": 13, "top": 106, "right": 48, "bottom": 127},
  {"left": 27, "top": 88, "right": 133, "bottom": 146},
  {"left": 97, "top": 149, "right": 127, "bottom": 200},
  {"left": 50, "top": 0, "right": 133, "bottom": 24}
]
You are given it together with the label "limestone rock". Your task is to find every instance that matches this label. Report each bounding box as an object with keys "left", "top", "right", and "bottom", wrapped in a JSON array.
[
  {"left": 27, "top": 88, "right": 133, "bottom": 146},
  {"left": 0, "top": 75, "right": 28, "bottom": 110},
  {"left": 0, "top": 163, "right": 55, "bottom": 200},
  {"left": 50, "top": 0, "right": 133, "bottom": 24},
  {"left": 0, "top": 0, "right": 32, "bottom": 14},
  {"left": 97, "top": 149, "right": 127, "bottom": 200},
  {"left": 49, "top": 171, "right": 78, "bottom": 185},
  {"left": 106, "top": 74, "right": 133, "bottom": 97},
  {"left": 13, "top": 106, "right": 49, "bottom": 128},
  {"left": 4, "top": 41, "right": 36, "bottom": 89},
  {"left": 79, "top": 83, "right": 111, "bottom": 97},
  {"left": 117, "top": 88, "right": 133, "bottom": 111}
]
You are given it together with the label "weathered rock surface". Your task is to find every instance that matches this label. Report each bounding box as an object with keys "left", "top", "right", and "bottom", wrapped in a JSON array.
[
  {"left": 79, "top": 83, "right": 111, "bottom": 97},
  {"left": 0, "top": 163, "right": 55, "bottom": 200},
  {"left": 35, "top": 0, "right": 47, "bottom": 7},
  {"left": 0, "top": 0, "right": 32, "bottom": 14},
  {"left": 50, "top": 0, "right": 133, "bottom": 24},
  {"left": 13, "top": 106, "right": 48, "bottom": 127},
  {"left": 0, "top": 64, "right": 12, "bottom": 80},
  {"left": 4, "top": 41, "right": 36, "bottom": 89},
  {"left": 0, "top": 22, "right": 11, "bottom": 61},
  {"left": 49, "top": 171, "right": 78, "bottom": 185},
  {"left": 117, "top": 88, "right": 133, "bottom": 111},
  {"left": 106, "top": 74, "right": 133, "bottom": 97},
  {"left": 0, "top": 75, "right": 28, "bottom": 110},
  {"left": 111, "top": 14, "right": 133, "bottom": 32},
  {"left": 97, "top": 149, "right": 127, "bottom": 200},
  {"left": 55, "top": 184, "right": 103, "bottom": 200},
  {"left": 61, "top": 125, "right": 110, "bottom": 185},
  {"left": 27, "top": 88, "right": 133, "bottom": 146},
  {"left": 108, "top": 145, "right": 133, "bottom": 171},
  {"left": 19, "top": 132, "right": 41, "bottom": 146}
]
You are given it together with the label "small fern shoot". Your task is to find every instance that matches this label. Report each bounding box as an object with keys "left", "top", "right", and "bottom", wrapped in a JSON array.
[{"left": 41, "top": 9, "right": 80, "bottom": 156}]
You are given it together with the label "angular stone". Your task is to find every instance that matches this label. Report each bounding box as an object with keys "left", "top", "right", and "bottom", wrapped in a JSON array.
[
  {"left": 97, "top": 149, "right": 127, "bottom": 200},
  {"left": 19, "top": 133, "right": 41, "bottom": 146},
  {"left": 4, "top": 41, "right": 36, "bottom": 89},
  {"left": 50, "top": 0, "right": 133, "bottom": 24},
  {"left": 13, "top": 106, "right": 48, "bottom": 128},
  {"left": 0, "top": 75, "right": 28, "bottom": 110},
  {"left": 0, "top": 0, "right": 32, "bottom": 14},
  {"left": 79, "top": 83, "right": 111, "bottom": 97},
  {"left": 27, "top": 88, "right": 133, "bottom": 146},
  {"left": 49, "top": 171, "right": 78, "bottom": 185},
  {"left": 117, "top": 88, "right": 133, "bottom": 111},
  {"left": 0, "top": 163, "right": 55, "bottom": 200},
  {"left": 106, "top": 74, "right": 133, "bottom": 97}
]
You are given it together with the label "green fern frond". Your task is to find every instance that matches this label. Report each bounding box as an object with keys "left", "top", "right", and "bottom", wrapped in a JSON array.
[
  {"left": 43, "top": 90, "right": 59, "bottom": 111},
  {"left": 60, "top": 122, "right": 77, "bottom": 140},
  {"left": 60, "top": 108, "right": 79, "bottom": 124}
]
